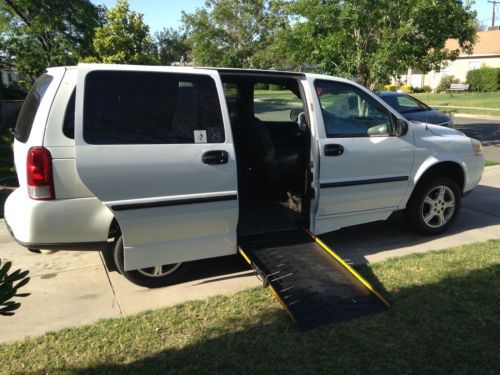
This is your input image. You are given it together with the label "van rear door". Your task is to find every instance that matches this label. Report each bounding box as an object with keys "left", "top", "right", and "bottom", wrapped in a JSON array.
[{"left": 75, "top": 64, "right": 238, "bottom": 271}]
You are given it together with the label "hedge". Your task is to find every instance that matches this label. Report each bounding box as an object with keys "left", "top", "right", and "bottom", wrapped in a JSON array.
[
  {"left": 436, "top": 75, "right": 459, "bottom": 93},
  {"left": 466, "top": 67, "right": 500, "bottom": 92}
]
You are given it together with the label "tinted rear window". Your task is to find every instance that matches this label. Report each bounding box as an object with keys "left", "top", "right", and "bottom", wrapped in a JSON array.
[
  {"left": 15, "top": 74, "right": 53, "bottom": 143},
  {"left": 63, "top": 90, "right": 76, "bottom": 139},
  {"left": 83, "top": 71, "right": 225, "bottom": 144}
]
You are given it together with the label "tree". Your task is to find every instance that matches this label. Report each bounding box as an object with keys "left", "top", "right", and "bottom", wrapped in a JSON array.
[
  {"left": 90, "top": 0, "right": 157, "bottom": 65},
  {"left": 155, "top": 27, "right": 191, "bottom": 65},
  {"left": 276, "top": 0, "right": 477, "bottom": 88},
  {"left": 0, "top": 0, "right": 102, "bottom": 77},
  {"left": 182, "top": 0, "right": 288, "bottom": 68}
]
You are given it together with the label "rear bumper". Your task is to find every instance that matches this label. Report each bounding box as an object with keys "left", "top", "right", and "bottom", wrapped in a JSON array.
[
  {"left": 4, "top": 189, "right": 114, "bottom": 250},
  {"left": 4, "top": 219, "right": 106, "bottom": 251}
]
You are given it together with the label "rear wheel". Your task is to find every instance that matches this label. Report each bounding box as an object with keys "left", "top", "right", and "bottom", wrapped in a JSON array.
[
  {"left": 405, "top": 177, "right": 461, "bottom": 235},
  {"left": 113, "top": 236, "right": 190, "bottom": 288}
]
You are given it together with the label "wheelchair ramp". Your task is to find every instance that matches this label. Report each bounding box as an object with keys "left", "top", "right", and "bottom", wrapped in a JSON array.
[{"left": 239, "top": 230, "right": 390, "bottom": 330}]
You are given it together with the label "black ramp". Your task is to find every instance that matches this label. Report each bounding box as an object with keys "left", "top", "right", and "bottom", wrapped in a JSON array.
[{"left": 239, "top": 230, "right": 389, "bottom": 330}]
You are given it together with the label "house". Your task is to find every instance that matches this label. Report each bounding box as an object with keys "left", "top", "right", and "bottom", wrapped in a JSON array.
[
  {"left": 0, "top": 63, "right": 22, "bottom": 86},
  {"left": 402, "top": 28, "right": 500, "bottom": 91}
]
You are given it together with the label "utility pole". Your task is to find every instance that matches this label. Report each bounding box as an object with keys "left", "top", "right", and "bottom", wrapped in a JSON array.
[{"left": 488, "top": 0, "right": 499, "bottom": 27}]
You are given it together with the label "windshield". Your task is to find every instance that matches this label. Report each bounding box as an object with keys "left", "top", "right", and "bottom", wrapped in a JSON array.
[{"left": 381, "top": 94, "right": 429, "bottom": 114}]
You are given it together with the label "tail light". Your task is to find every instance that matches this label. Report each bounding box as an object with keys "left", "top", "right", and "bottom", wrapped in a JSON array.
[{"left": 27, "top": 147, "right": 54, "bottom": 200}]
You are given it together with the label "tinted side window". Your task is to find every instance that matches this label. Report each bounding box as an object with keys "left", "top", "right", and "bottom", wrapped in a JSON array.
[
  {"left": 63, "top": 90, "right": 75, "bottom": 139},
  {"left": 315, "top": 80, "right": 392, "bottom": 137},
  {"left": 15, "top": 74, "right": 53, "bottom": 143},
  {"left": 83, "top": 71, "right": 225, "bottom": 144}
]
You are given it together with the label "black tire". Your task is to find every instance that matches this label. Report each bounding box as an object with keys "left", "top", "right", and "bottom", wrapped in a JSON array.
[
  {"left": 113, "top": 236, "right": 191, "bottom": 288},
  {"left": 404, "top": 177, "right": 461, "bottom": 235}
]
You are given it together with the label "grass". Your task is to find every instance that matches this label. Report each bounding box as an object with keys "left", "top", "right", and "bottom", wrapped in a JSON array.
[
  {"left": 485, "top": 159, "right": 500, "bottom": 167},
  {"left": 0, "top": 240, "right": 499, "bottom": 374},
  {"left": 413, "top": 92, "right": 500, "bottom": 116},
  {"left": 255, "top": 90, "right": 500, "bottom": 116}
]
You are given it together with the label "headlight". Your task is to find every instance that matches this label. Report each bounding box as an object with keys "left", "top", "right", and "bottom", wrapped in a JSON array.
[{"left": 471, "top": 139, "right": 482, "bottom": 155}]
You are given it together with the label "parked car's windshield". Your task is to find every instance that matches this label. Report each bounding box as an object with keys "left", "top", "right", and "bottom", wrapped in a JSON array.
[{"left": 380, "top": 94, "right": 429, "bottom": 114}]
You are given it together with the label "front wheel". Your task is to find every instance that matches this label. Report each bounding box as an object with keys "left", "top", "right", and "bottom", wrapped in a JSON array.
[
  {"left": 404, "top": 177, "right": 461, "bottom": 235},
  {"left": 113, "top": 236, "right": 191, "bottom": 288}
]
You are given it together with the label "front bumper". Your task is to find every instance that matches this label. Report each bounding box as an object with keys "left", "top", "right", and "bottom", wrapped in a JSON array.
[{"left": 463, "top": 155, "right": 484, "bottom": 193}]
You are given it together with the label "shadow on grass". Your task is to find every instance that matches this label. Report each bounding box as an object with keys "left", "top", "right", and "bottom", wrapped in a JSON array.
[{"left": 73, "top": 264, "right": 499, "bottom": 374}]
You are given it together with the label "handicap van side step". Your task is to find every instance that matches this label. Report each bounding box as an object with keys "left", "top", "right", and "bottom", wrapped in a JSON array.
[{"left": 239, "top": 230, "right": 389, "bottom": 330}]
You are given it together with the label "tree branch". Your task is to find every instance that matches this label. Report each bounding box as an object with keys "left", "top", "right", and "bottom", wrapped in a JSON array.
[{"left": 4, "top": 0, "right": 51, "bottom": 57}]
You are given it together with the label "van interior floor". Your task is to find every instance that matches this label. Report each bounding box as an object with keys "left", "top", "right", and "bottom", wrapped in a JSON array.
[{"left": 237, "top": 200, "right": 302, "bottom": 237}]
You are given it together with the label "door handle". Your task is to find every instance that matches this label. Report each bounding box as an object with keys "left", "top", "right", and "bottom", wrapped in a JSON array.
[
  {"left": 324, "top": 144, "right": 344, "bottom": 156},
  {"left": 202, "top": 150, "right": 229, "bottom": 165}
]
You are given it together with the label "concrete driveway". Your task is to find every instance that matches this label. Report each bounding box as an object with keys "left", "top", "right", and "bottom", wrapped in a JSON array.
[{"left": 1, "top": 166, "right": 500, "bottom": 343}]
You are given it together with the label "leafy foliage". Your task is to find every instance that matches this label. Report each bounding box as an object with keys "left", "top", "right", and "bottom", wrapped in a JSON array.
[
  {"left": 182, "top": 0, "right": 288, "bottom": 68},
  {"left": 0, "top": 260, "right": 30, "bottom": 316},
  {"left": 436, "top": 75, "right": 459, "bottom": 93},
  {"left": 89, "top": 0, "right": 157, "bottom": 65},
  {"left": 466, "top": 67, "right": 500, "bottom": 92},
  {"left": 0, "top": 0, "right": 103, "bottom": 77},
  {"left": 155, "top": 28, "right": 191, "bottom": 65},
  {"left": 0, "top": 82, "right": 27, "bottom": 100},
  {"left": 275, "top": 0, "right": 477, "bottom": 87}
]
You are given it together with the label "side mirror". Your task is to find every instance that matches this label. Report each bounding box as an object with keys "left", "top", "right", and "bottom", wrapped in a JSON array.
[
  {"left": 393, "top": 118, "right": 409, "bottom": 136},
  {"left": 290, "top": 108, "right": 301, "bottom": 122},
  {"left": 297, "top": 112, "right": 308, "bottom": 132}
]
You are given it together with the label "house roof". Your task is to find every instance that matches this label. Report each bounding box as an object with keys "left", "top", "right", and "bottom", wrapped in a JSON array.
[{"left": 445, "top": 29, "right": 500, "bottom": 56}]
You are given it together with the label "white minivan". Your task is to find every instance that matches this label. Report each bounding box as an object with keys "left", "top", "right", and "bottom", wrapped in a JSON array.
[{"left": 4, "top": 64, "right": 484, "bottom": 287}]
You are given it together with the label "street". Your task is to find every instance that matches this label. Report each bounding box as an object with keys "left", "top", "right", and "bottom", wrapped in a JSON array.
[{"left": 454, "top": 116, "right": 500, "bottom": 162}]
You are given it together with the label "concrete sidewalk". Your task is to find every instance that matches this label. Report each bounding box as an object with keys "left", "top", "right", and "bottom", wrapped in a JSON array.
[{"left": 1, "top": 166, "right": 500, "bottom": 343}]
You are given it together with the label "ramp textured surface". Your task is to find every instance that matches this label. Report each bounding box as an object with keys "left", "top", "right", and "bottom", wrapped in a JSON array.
[{"left": 240, "top": 230, "right": 388, "bottom": 330}]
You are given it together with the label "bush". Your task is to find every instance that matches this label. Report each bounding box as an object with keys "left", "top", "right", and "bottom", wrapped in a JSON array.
[
  {"left": 268, "top": 84, "right": 284, "bottom": 91},
  {"left": 436, "top": 75, "right": 459, "bottom": 93},
  {"left": 383, "top": 84, "right": 397, "bottom": 92},
  {"left": 466, "top": 67, "right": 500, "bottom": 92},
  {"left": 0, "top": 260, "right": 30, "bottom": 316},
  {"left": 0, "top": 83, "right": 27, "bottom": 100},
  {"left": 412, "top": 85, "right": 432, "bottom": 93},
  {"left": 254, "top": 83, "right": 269, "bottom": 90},
  {"left": 400, "top": 85, "right": 412, "bottom": 93}
]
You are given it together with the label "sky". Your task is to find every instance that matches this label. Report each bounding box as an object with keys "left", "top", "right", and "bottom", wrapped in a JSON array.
[{"left": 90, "top": 0, "right": 499, "bottom": 34}]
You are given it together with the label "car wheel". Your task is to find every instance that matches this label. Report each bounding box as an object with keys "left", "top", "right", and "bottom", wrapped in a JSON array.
[
  {"left": 113, "top": 236, "right": 190, "bottom": 288},
  {"left": 405, "top": 177, "right": 461, "bottom": 235}
]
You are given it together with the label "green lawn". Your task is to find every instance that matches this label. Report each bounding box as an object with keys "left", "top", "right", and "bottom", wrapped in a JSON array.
[
  {"left": 412, "top": 92, "right": 500, "bottom": 116},
  {"left": 1, "top": 240, "right": 499, "bottom": 374},
  {"left": 255, "top": 89, "right": 500, "bottom": 116},
  {"left": 485, "top": 159, "right": 500, "bottom": 167}
]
